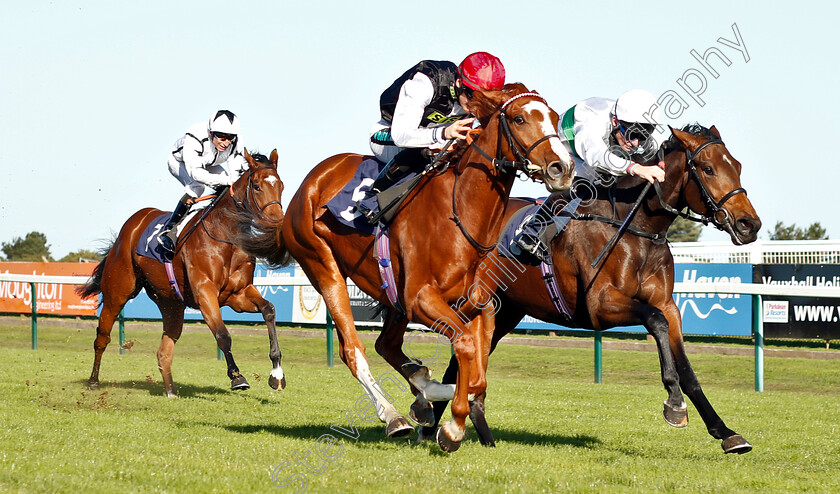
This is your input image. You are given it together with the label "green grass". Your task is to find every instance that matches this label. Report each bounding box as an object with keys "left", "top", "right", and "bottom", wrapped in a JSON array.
[{"left": 1, "top": 322, "right": 839, "bottom": 493}]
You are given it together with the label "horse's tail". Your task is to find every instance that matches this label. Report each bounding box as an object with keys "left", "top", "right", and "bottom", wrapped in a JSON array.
[{"left": 74, "top": 247, "right": 110, "bottom": 301}]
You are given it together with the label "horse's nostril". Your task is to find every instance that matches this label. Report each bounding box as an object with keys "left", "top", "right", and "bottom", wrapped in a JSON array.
[
  {"left": 546, "top": 161, "right": 565, "bottom": 180},
  {"left": 737, "top": 217, "right": 760, "bottom": 235}
]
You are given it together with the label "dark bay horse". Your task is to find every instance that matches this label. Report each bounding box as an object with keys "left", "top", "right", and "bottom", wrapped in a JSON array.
[
  {"left": 410, "top": 124, "right": 761, "bottom": 453},
  {"left": 279, "top": 84, "right": 574, "bottom": 451},
  {"left": 77, "top": 150, "right": 288, "bottom": 397}
]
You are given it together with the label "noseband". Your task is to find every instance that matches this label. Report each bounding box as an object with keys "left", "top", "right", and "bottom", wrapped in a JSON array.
[{"left": 656, "top": 138, "right": 747, "bottom": 231}]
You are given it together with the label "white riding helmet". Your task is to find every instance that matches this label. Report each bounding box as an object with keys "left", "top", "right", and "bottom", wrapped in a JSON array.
[
  {"left": 208, "top": 110, "right": 240, "bottom": 137},
  {"left": 613, "top": 89, "right": 658, "bottom": 124}
]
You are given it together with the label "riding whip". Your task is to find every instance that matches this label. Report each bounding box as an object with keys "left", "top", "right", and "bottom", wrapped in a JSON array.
[{"left": 591, "top": 180, "right": 653, "bottom": 268}]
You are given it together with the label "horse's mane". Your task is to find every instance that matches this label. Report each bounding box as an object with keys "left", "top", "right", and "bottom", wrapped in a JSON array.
[
  {"left": 663, "top": 122, "right": 715, "bottom": 151},
  {"left": 438, "top": 83, "right": 535, "bottom": 164},
  {"left": 226, "top": 151, "right": 289, "bottom": 267}
]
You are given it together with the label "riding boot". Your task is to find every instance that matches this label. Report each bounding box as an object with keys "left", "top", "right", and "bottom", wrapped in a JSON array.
[
  {"left": 158, "top": 194, "right": 192, "bottom": 259},
  {"left": 356, "top": 148, "right": 425, "bottom": 224},
  {"left": 511, "top": 200, "right": 555, "bottom": 262}
]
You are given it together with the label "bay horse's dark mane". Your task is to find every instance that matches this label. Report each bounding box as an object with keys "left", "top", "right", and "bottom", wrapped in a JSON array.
[
  {"left": 663, "top": 122, "right": 715, "bottom": 151},
  {"left": 225, "top": 151, "right": 289, "bottom": 267}
]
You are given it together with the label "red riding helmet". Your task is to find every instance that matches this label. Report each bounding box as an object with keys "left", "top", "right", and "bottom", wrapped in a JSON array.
[{"left": 458, "top": 52, "right": 506, "bottom": 91}]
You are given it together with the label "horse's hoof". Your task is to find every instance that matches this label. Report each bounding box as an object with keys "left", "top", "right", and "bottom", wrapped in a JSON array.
[
  {"left": 409, "top": 400, "right": 436, "bottom": 427},
  {"left": 268, "top": 375, "right": 286, "bottom": 391},
  {"left": 417, "top": 427, "right": 436, "bottom": 443},
  {"left": 435, "top": 426, "right": 462, "bottom": 453},
  {"left": 231, "top": 375, "right": 251, "bottom": 391},
  {"left": 386, "top": 416, "right": 415, "bottom": 438},
  {"left": 166, "top": 391, "right": 178, "bottom": 399},
  {"left": 721, "top": 434, "right": 752, "bottom": 454},
  {"left": 88, "top": 381, "right": 100, "bottom": 391},
  {"left": 663, "top": 402, "right": 688, "bottom": 428}
]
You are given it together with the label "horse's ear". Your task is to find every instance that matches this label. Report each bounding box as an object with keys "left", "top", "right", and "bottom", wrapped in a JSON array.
[
  {"left": 269, "top": 149, "right": 279, "bottom": 167},
  {"left": 670, "top": 127, "right": 704, "bottom": 150},
  {"left": 709, "top": 125, "right": 721, "bottom": 138}
]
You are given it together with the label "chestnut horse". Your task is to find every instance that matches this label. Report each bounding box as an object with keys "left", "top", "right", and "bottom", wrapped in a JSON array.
[
  {"left": 411, "top": 124, "right": 761, "bottom": 453},
  {"left": 77, "top": 150, "right": 288, "bottom": 397},
  {"left": 280, "top": 84, "right": 574, "bottom": 452}
]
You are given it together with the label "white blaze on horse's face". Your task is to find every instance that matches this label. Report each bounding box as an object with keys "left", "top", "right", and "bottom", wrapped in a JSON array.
[
  {"left": 522, "top": 100, "right": 574, "bottom": 191},
  {"left": 264, "top": 175, "right": 279, "bottom": 186}
]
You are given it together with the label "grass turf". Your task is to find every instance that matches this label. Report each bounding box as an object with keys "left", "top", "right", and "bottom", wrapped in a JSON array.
[{"left": 1, "top": 322, "right": 839, "bottom": 493}]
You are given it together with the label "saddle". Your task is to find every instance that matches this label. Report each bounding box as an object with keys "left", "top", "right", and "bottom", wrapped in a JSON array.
[{"left": 324, "top": 157, "right": 421, "bottom": 234}]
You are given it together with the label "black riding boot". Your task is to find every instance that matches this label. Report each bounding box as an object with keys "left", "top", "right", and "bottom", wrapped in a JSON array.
[
  {"left": 356, "top": 148, "right": 425, "bottom": 224},
  {"left": 158, "top": 194, "right": 192, "bottom": 259},
  {"left": 511, "top": 200, "right": 555, "bottom": 262}
]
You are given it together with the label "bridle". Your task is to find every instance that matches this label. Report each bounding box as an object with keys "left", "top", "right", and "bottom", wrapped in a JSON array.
[
  {"left": 654, "top": 137, "right": 747, "bottom": 232},
  {"left": 467, "top": 92, "right": 560, "bottom": 180},
  {"left": 230, "top": 165, "right": 284, "bottom": 222},
  {"left": 452, "top": 92, "right": 562, "bottom": 252},
  {"left": 192, "top": 164, "right": 283, "bottom": 248}
]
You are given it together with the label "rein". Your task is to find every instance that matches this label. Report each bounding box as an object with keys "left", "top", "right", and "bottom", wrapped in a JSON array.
[
  {"left": 452, "top": 92, "right": 561, "bottom": 253},
  {"left": 654, "top": 138, "right": 747, "bottom": 231}
]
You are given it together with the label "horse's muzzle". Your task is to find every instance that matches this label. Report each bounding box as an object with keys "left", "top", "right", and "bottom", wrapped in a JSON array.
[
  {"left": 543, "top": 161, "right": 573, "bottom": 192},
  {"left": 734, "top": 216, "right": 761, "bottom": 244}
]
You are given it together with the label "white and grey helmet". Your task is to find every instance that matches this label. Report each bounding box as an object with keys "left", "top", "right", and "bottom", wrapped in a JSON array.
[
  {"left": 208, "top": 110, "right": 240, "bottom": 140},
  {"left": 612, "top": 89, "right": 659, "bottom": 153}
]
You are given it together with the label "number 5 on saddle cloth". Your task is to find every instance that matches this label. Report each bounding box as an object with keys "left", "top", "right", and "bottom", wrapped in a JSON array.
[{"left": 355, "top": 148, "right": 433, "bottom": 225}]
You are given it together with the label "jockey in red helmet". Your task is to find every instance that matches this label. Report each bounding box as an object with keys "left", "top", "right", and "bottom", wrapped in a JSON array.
[{"left": 357, "top": 52, "right": 506, "bottom": 223}]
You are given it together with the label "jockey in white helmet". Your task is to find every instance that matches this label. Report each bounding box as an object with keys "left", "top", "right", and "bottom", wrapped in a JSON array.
[
  {"left": 158, "top": 110, "right": 248, "bottom": 258},
  {"left": 512, "top": 89, "right": 670, "bottom": 259}
]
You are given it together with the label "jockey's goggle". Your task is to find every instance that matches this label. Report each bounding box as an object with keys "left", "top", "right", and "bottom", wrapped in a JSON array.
[
  {"left": 617, "top": 120, "right": 655, "bottom": 144},
  {"left": 457, "top": 81, "right": 475, "bottom": 100},
  {"left": 212, "top": 131, "right": 237, "bottom": 142}
]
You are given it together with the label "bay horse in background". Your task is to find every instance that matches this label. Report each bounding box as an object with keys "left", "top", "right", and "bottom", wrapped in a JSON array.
[
  {"left": 279, "top": 83, "right": 575, "bottom": 452},
  {"left": 77, "top": 150, "right": 289, "bottom": 397},
  {"left": 413, "top": 124, "right": 761, "bottom": 454}
]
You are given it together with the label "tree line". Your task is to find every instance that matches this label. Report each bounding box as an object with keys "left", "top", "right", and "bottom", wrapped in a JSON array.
[
  {"left": 0, "top": 232, "right": 102, "bottom": 263},
  {"left": 0, "top": 222, "right": 830, "bottom": 262}
]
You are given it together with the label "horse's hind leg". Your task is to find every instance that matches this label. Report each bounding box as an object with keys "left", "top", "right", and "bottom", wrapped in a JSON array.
[
  {"left": 196, "top": 287, "right": 249, "bottom": 391},
  {"left": 89, "top": 259, "right": 140, "bottom": 389},
  {"left": 227, "top": 285, "right": 286, "bottom": 390},
  {"left": 157, "top": 302, "right": 185, "bottom": 398},
  {"left": 661, "top": 302, "right": 752, "bottom": 454},
  {"left": 374, "top": 309, "right": 438, "bottom": 427}
]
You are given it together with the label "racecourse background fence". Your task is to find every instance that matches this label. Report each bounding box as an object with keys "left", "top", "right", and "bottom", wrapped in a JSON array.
[{"left": 3, "top": 240, "right": 840, "bottom": 391}]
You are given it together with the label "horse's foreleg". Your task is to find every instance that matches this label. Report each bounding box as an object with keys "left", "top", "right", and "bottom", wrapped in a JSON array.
[
  {"left": 197, "top": 287, "right": 249, "bottom": 391},
  {"left": 227, "top": 285, "right": 285, "bottom": 390},
  {"left": 662, "top": 303, "right": 752, "bottom": 454},
  {"left": 411, "top": 288, "right": 480, "bottom": 452},
  {"left": 597, "top": 289, "right": 684, "bottom": 426},
  {"left": 157, "top": 302, "right": 185, "bottom": 398},
  {"left": 637, "top": 303, "right": 687, "bottom": 427}
]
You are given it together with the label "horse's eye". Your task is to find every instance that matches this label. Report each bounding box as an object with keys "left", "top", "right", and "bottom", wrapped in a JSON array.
[
  {"left": 252, "top": 183, "right": 261, "bottom": 191},
  {"left": 702, "top": 166, "right": 714, "bottom": 176},
  {"left": 513, "top": 115, "right": 526, "bottom": 125}
]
